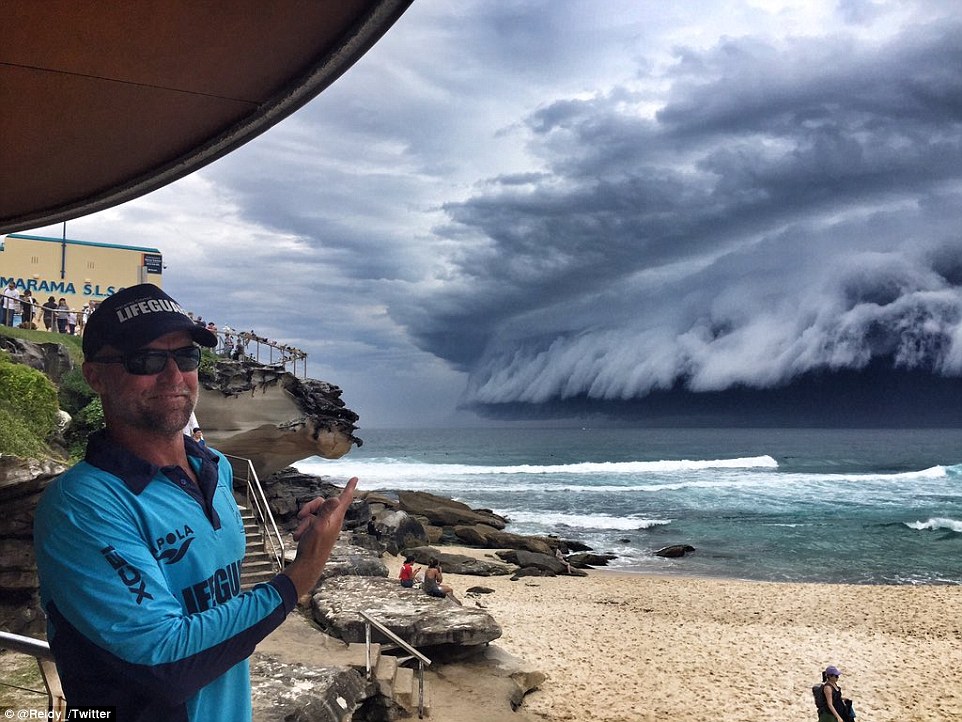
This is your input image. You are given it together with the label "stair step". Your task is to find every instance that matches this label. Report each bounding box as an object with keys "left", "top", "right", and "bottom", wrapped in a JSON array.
[
  {"left": 393, "top": 666, "right": 430, "bottom": 715},
  {"left": 373, "top": 654, "right": 398, "bottom": 700},
  {"left": 236, "top": 495, "right": 282, "bottom": 588},
  {"left": 343, "top": 642, "right": 381, "bottom": 672},
  {"left": 243, "top": 561, "right": 275, "bottom": 574}
]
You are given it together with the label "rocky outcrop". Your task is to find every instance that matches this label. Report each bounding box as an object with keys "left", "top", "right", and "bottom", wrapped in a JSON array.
[
  {"left": 197, "top": 361, "right": 362, "bottom": 479},
  {"left": 0, "top": 336, "right": 74, "bottom": 384},
  {"left": 0, "top": 456, "right": 66, "bottom": 634},
  {"left": 311, "top": 576, "right": 503, "bottom": 647},
  {"left": 249, "top": 655, "right": 369, "bottom": 722},
  {"left": 396, "top": 490, "right": 507, "bottom": 530},
  {"left": 402, "top": 546, "right": 513, "bottom": 577},
  {"left": 259, "top": 467, "right": 371, "bottom": 533},
  {"left": 453, "top": 524, "right": 555, "bottom": 555},
  {"left": 313, "top": 541, "right": 388, "bottom": 585},
  {"left": 496, "top": 549, "right": 587, "bottom": 577},
  {"left": 0, "top": 459, "right": 65, "bottom": 588}
]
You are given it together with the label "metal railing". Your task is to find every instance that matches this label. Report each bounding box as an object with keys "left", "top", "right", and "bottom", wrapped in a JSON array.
[
  {"left": 358, "top": 610, "right": 431, "bottom": 719},
  {"left": 213, "top": 330, "right": 309, "bottom": 378},
  {"left": 225, "top": 453, "right": 285, "bottom": 571},
  {"left": 0, "top": 631, "right": 66, "bottom": 714}
]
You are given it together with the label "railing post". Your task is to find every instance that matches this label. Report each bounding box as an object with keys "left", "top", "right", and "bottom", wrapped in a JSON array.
[
  {"left": 417, "top": 660, "right": 425, "bottom": 719},
  {"left": 39, "top": 658, "right": 66, "bottom": 715},
  {"left": 365, "top": 621, "right": 372, "bottom": 679}
]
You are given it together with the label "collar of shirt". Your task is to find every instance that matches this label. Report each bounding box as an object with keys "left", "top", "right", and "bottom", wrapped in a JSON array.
[
  {"left": 85, "top": 429, "right": 220, "bottom": 495},
  {"left": 85, "top": 430, "right": 224, "bottom": 528}
]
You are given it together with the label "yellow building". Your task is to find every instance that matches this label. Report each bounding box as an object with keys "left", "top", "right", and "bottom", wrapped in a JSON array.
[{"left": 0, "top": 233, "right": 163, "bottom": 310}]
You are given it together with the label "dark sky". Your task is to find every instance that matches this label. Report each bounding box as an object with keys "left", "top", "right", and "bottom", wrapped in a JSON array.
[{"left": 27, "top": 0, "right": 962, "bottom": 427}]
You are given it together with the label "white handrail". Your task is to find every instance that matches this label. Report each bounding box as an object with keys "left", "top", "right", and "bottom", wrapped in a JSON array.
[
  {"left": 224, "top": 453, "right": 285, "bottom": 571},
  {"left": 359, "top": 610, "right": 431, "bottom": 719},
  {"left": 0, "top": 631, "right": 66, "bottom": 713}
]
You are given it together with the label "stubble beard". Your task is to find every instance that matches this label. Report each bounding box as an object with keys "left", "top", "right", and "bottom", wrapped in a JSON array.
[{"left": 110, "top": 388, "right": 197, "bottom": 438}]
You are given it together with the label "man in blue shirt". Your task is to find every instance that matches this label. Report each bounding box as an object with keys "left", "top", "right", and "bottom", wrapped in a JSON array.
[{"left": 34, "top": 283, "right": 357, "bottom": 722}]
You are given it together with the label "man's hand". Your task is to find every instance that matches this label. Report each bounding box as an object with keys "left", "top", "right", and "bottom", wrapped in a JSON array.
[{"left": 282, "top": 477, "right": 358, "bottom": 597}]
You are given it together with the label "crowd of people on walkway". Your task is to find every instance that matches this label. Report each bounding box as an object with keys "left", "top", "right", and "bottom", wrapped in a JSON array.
[
  {"left": 1, "top": 281, "right": 98, "bottom": 335},
  {"left": 185, "top": 311, "right": 306, "bottom": 367},
  {"left": 0, "top": 283, "right": 307, "bottom": 372}
]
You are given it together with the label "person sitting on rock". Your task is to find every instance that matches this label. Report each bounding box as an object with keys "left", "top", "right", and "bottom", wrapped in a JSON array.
[
  {"left": 423, "top": 558, "right": 460, "bottom": 604},
  {"left": 399, "top": 556, "right": 421, "bottom": 588}
]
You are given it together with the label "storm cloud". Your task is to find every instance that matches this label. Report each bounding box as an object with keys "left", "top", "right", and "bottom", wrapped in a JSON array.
[
  {"left": 24, "top": 1, "right": 962, "bottom": 426},
  {"left": 402, "top": 15, "right": 962, "bottom": 415}
]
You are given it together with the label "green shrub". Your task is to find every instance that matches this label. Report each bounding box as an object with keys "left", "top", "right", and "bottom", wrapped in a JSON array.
[
  {"left": 58, "top": 367, "right": 96, "bottom": 415},
  {"left": 199, "top": 348, "right": 217, "bottom": 381},
  {"left": 0, "top": 356, "right": 59, "bottom": 458},
  {"left": 0, "top": 405, "right": 51, "bottom": 459},
  {"left": 65, "top": 398, "right": 104, "bottom": 461},
  {"left": 0, "top": 358, "right": 58, "bottom": 439}
]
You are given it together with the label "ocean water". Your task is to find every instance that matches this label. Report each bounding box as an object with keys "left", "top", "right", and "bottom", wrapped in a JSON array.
[{"left": 295, "top": 427, "right": 962, "bottom": 586}]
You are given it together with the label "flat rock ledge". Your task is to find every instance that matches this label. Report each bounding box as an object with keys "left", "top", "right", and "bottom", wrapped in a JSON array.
[
  {"left": 250, "top": 656, "right": 369, "bottom": 722},
  {"left": 311, "top": 576, "right": 502, "bottom": 647}
]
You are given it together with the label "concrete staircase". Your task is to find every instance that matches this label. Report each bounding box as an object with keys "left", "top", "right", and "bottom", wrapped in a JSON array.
[
  {"left": 239, "top": 506, "right": 278, "bottom": 589},
  {"left": 256, "top": 613, "right": 432, "bottom": 720},
  {"left": 342, "top": 641, "right": 431, "bottom": 718},
  {"left": 241, "top": 504, "right": 430, "bottom": 716}
]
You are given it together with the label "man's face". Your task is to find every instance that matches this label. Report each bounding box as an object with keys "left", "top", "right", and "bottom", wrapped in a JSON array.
[{"left": 83, "top": 330, "right": 198, "bottom": 436}]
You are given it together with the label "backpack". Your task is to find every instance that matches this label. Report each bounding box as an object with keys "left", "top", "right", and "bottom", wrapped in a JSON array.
[{"left": 813, "top": 683, "right": 829, "bottom": 713}]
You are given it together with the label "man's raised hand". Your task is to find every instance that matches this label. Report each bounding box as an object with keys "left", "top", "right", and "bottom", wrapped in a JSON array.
[{"left": 283, "top": 477, "right": 358, "bottom": 597}]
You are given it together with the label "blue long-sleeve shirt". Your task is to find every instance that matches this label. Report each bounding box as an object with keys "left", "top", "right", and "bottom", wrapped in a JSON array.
[{"left": 34, "top": 431, "right": 297, "bottom": 722}]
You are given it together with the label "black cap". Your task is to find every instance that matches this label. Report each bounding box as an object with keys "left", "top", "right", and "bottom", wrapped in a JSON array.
[{"left": 82, "top": 284, "right": 217, "bottom": 359}]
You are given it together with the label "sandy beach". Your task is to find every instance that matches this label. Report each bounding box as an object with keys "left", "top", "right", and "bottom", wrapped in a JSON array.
[{"left": 389, "top": 550, "right": 962, "bottom": 722}]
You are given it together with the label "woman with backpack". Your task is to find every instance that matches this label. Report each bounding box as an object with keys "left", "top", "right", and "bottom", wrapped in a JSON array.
[{"left": 815, "top": 665, "right": 854, "bottom": 722}]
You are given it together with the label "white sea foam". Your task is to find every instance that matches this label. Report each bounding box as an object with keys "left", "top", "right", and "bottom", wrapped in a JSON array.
[
  {"left": 810, "top": 465, "right": 947, "bottom": 483},
  {"left": 904, "top": 517, "right": 962, "bottom": 533},
  {"left": 297, "top": 454, "right": 778, "bottom": 482},
  {"left": 503, "top": 510, "right": 672, "bottom": 531}
]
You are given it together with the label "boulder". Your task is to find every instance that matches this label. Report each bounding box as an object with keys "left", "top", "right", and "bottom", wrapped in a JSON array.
[
  {"left": 654, "top": 544, "right": 696, "bottom": 558},
  {"left": 402, "top": 546, "right": 513, "bottom": 576},
  {"left": 0, "top": 337, "right": 74, "bottom": 383},
  {"left": 560, "top": 539, "right": 593, "bottom": 552},
  {"left": 567, "top": 552, "right": 618, "bottom": 568},
  {"left": 311, "top": 576, "right": 502, "bottom": 647},
  {"left": 496, "top": 550, "right": 566, "bottom": 574},
  {"left": 397, "top": 491, "right": 507, "bottom": 530},
  {"left": 484, "top": 529, "right": 553, "bottom": 555},
  {"left": 509, "top": 568, "right": 555, "bottom": 580},
  {"left": 358, "top": 491, "right": 398, "bottom": 509},
  {"left": 452, "top": 524, "right": 554, "bottom": 555},
  {"left": 510, "top": 670, "right": 547, "bottom": 711},
  {"left": 249, "top": 655, "right": 369, "bottom": 722},
  {"left": 375, "top": 509, "right": 429, "bottom": 555}
]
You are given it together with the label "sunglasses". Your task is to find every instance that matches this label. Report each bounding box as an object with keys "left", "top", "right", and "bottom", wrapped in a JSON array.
[{"left": 93, "top": 345, "right": 202, "bottom": 376}]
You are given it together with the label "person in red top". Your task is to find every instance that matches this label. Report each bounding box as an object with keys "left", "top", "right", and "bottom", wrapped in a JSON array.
[{"left": 398, "top": 556, "right": 420, "bottom": 588}]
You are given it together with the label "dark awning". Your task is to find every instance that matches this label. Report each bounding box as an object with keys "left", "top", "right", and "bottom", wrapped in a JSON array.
[{"left": 0, "top": 1, "right": 412, "bottom": 234}]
